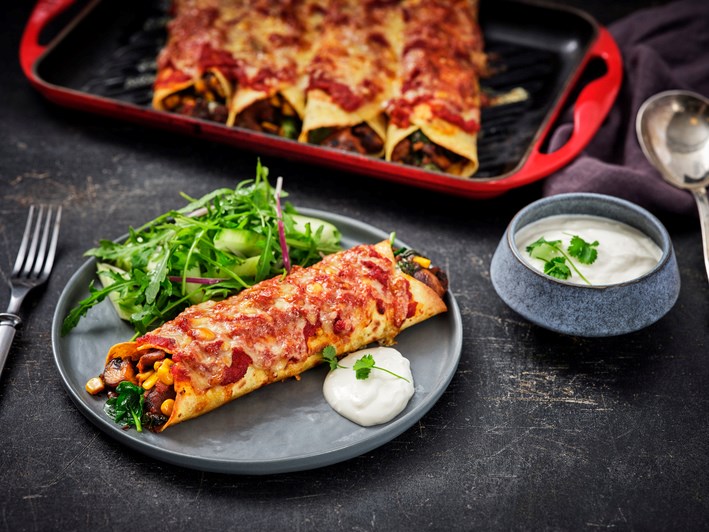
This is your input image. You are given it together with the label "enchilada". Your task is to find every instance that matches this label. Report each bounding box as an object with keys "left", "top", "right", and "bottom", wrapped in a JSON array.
[{"left": 90, "top": 240, "right": 448, "bottom": 431}]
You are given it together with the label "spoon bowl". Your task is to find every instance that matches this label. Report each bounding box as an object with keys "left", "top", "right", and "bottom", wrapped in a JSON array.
[{"left": 636, "top": 89, "right": 709, "bottom": 280}]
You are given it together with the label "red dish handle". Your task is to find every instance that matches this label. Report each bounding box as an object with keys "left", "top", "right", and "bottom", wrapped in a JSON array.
[
  {"left": 498, "top": 27, "right": 622, "bottom": 189},
  {"left": 20, "top": 0, "right": 77, "bottom": 81}
]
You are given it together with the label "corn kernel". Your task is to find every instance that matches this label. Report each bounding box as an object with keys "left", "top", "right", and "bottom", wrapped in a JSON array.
[
  {"left": 142, "top": 371, "right": 160, "bottom": 390},
  {"left": 413, "top": 256, "right": 431, "bottom": 269},
  {"left": 157, "top": 360, "right": 174, "bottom": 386},
  {"left": 137, "top": 370, "right": 154, "bottom": 386},
  {"left": 85, "top": 377, "right": 104, "bottom": 395},
  {"left": 160, "top": 399, "right": 175, "bottom": 416}
]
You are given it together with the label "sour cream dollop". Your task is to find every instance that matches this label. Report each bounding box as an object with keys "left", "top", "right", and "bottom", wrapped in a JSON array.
[
  {"left": 515, "top": 214, "right": 663, "bottom": 285},
  {"left": 323, "top": 347, "right": 414, "bottom": 427}
]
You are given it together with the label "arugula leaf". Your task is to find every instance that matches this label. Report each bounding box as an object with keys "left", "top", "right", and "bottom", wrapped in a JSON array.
[
  {"left": 567, "top": 235, "right": 599, "bottom": 265},
  {"left": 105, "top": 381, "right": 145, "bottom": 432},
  {"left": 60, "top": 278, "right": 135, "bottom": 336}
]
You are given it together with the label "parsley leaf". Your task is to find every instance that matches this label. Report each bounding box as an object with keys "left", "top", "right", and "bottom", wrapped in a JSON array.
[{"left": 567, "top": 235, "right": 599, "bottom": 265}]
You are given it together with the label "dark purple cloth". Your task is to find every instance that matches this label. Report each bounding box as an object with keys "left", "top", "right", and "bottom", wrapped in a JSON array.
[{"left": 542, "top": 0, "right": 709, "bottom": 217}]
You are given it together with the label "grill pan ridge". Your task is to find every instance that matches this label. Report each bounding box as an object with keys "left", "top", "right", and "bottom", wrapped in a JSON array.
[{"left": 21, "top": 0, "right": 622, "bottom": 198}]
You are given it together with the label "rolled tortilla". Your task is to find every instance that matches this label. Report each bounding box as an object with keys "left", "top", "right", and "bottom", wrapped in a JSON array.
[
  {"left": 385, "top": 0, "right": 485, "bottom": 176},
  {"left": 222, "top": 1, "right": 315, "bottom": 136},
  {"left": 153, "top": 67, "right": 233, "bottom": 123},
  {"left": 385, "top": 112, "right": 480, "bottom": 178},
  {"left": 152, "top": 0, "right": 240, "bottom": 123},
  {"left": 298, "top": 90, "right": 388, "bottom": 155},
  {"left": 298, "top": 0, "right": 401, "bottom": 156}
]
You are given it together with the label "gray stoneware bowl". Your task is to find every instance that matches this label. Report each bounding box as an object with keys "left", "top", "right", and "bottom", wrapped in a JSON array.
[{"left": 490, "top": 193, "right": 680, "bottom": 337}]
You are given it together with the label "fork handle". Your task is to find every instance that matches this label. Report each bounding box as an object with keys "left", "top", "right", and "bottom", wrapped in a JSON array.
[{"left": 0, "top": 313, "right": 21, "bottom": 378}]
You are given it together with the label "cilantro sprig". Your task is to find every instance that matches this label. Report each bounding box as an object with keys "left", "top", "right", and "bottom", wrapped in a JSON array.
[
  {"left": 352, "top": 354, "right": 410, "bottom": 382},
  {"left": 568, "top": 234, "right": 599, "bottom": 264},
  {"left": 526, "top": 234, "right": 599, "bottom": 285},
  {"left": 62, "top": 161, "right": 342, "bottom": 337},
  {"left": 321, "top": 346, "right": 410, "bottom": 383},
  {"left": 322, "top": 345, "right": 342, "bottom": 371}
]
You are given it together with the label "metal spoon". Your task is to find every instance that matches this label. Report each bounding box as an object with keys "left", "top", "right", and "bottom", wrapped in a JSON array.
[{"left": 636, "top": 89, "right": 709, "bottom": 281}]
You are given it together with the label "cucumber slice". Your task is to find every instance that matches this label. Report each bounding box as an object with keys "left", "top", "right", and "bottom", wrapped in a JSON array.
[
  {"left": 183, "top": 266, "right": 206, "bottom": 304},
  {"left": 228, "top": 255, "right": 260, "bottom": 277},
  {"left": 291, "top": 215, "right": 340, "bottom": 246},
  {"left": 214, "top": 228, "right": 265, "bottom": 256},
  {"left": 96, "top": 263, "right": 134, "bottom": 321}
]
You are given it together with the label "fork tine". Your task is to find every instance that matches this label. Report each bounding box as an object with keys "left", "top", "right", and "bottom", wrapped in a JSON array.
[
  {"left": 32, "top": 206, "right": 54, "bottom": 278},
  {"left": 12, "top": 205, "right": 36, "bottom": 276},
  {"left": 23, "top": 205, "right": 46, "bottom": 278},
  {"left": 39, "top": 206, "right": 62, "bottom": 281}
]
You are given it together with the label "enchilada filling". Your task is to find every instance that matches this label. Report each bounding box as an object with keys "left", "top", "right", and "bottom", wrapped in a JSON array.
[
  {"left": 161, "top": 71, "right": 230, "bottom": 123},
  {"left": 308, "top": 123, "right": 384, "bottom": 155},
  {"left": 234, "top": 94, "right": 301, "bottom": 139},
  {"left": 93, "top": 352, "right": 177, "bottom": 431},
  {"left": 390, "top": 131, "right": 466, "bottom": 172}
]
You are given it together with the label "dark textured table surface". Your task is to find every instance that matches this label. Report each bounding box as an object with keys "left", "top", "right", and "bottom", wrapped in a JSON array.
[{"left": 2, "top": 1, "right": 707, "bottom": 531}]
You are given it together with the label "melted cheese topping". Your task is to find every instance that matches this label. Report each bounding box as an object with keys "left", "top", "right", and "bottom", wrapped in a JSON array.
[
  {"left": 138, "top": 243, "right": 415, "bottom": 393},
  {"left": 156, "top": 0, "right": 232, "bottom": 81},
  {"left": 158, "top": 0, "right": 314, "bottom": 91},
  {"left": 157, "top": 0, "right": 483, "bottom": 119},
  {"left": 387, "top": 0, "right": 484, "bottom": 132},
  {"left": 305, "top": 0, "right": 401, "bottom": 112}
]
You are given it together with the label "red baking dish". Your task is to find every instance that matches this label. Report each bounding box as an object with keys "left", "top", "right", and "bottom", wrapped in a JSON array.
[{"left": 20, "top": 0, "right": 622, "bottom": 198}]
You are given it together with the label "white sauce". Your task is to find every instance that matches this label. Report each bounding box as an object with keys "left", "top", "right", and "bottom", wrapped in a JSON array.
[
  {"left": 323, "top": 347, "right": 414, "bottom": 427},
  {"left": 515, "top": 214, "right": 662, "bottom": 285}
]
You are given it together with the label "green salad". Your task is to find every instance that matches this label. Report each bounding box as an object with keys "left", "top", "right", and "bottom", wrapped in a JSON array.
[{"left": 62, "top": 161, "right": 341, "bottom": 337}]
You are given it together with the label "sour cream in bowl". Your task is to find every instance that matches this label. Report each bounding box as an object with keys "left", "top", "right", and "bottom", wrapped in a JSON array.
[
  {"left": 515, "top": 214, "right": 663, "bottom": 286},
  {"left": 490, "top": 193, "right": 680, "bottom": 337}
]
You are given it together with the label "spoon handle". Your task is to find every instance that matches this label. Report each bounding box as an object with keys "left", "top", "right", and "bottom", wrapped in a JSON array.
[{"left": 692, "top": 188, "right": 709, "bottom": 282}]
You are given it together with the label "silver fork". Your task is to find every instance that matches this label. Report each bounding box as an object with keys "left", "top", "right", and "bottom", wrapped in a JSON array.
[{"left": 0, "top": 205, "right": 62, "bottom": 378}]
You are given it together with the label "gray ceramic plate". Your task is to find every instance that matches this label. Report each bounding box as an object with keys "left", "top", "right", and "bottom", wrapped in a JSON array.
[{"left": 51, "top": 209, "right": 463, "bottom": 474}]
